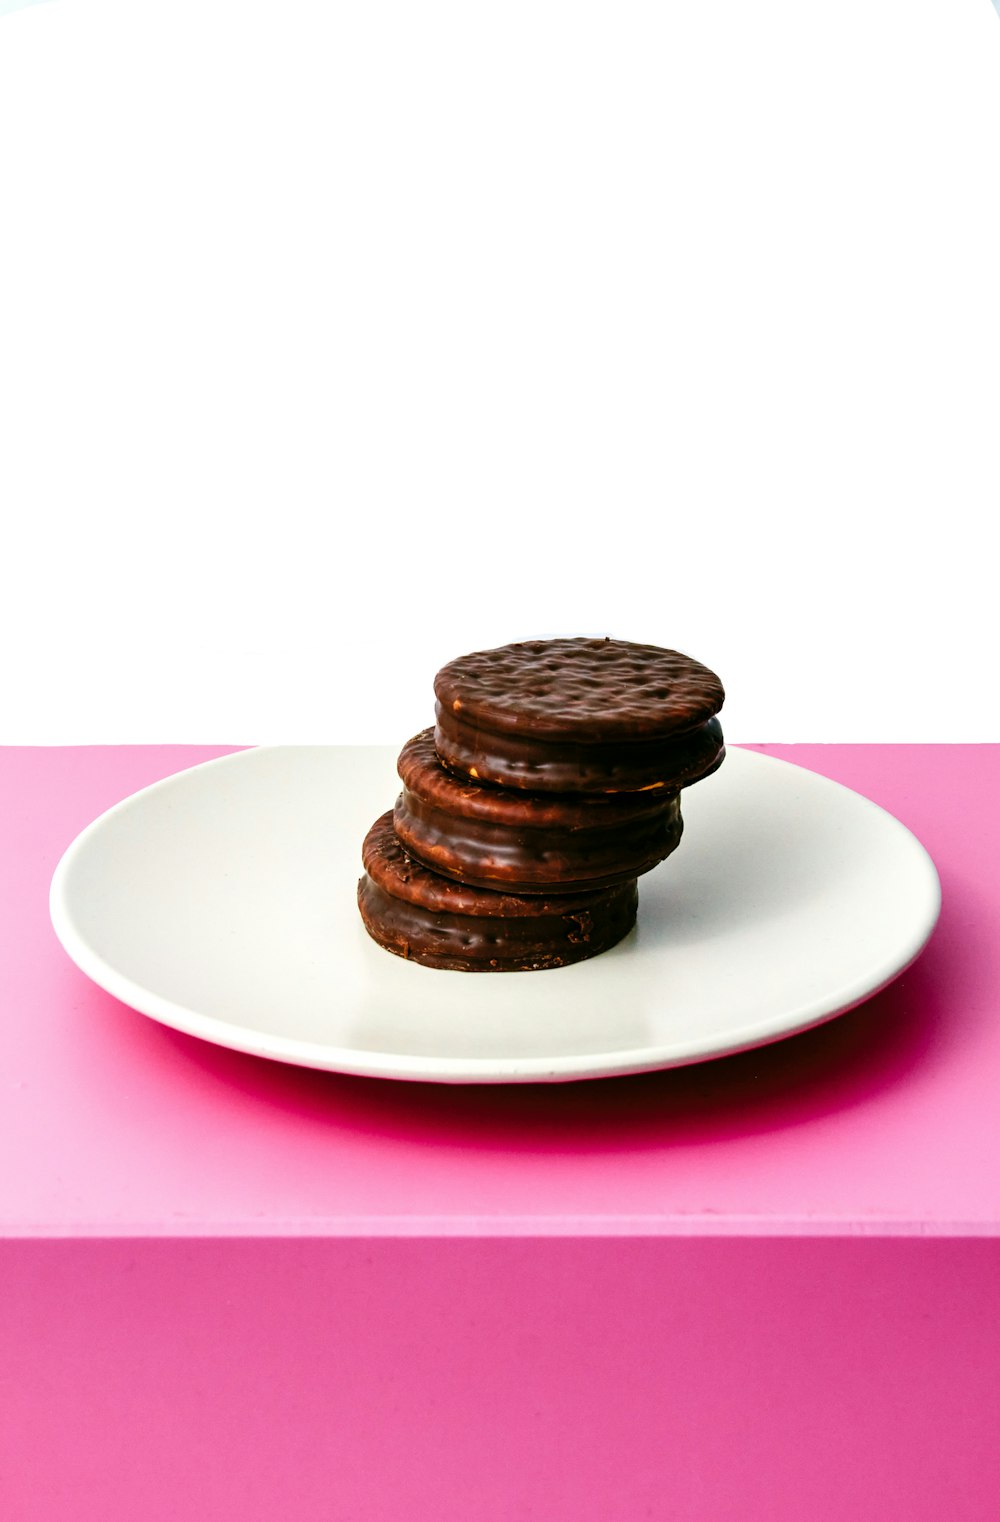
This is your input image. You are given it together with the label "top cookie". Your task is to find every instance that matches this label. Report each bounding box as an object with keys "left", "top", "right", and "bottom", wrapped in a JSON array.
[{"left": 433, "top": 637, "right": 724, "bottom": 743}]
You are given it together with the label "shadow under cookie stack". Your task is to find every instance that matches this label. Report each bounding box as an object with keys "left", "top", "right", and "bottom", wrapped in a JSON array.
[{"left": 357, "top": 637, "right": 725, "bottom": 972}]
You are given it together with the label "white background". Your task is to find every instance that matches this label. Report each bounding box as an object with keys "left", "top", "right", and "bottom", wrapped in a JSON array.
[{"left": 1, "top": 0, "right": 997, "bottom": 744}]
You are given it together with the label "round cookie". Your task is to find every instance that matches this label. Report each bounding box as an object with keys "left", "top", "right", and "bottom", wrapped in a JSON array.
[
  {"left": 358, "top": 812, "right": 639, "bottom": 972},
  {"left": 433, "top": 636, "right": 725, "bottom": 793},
  {"left": 394, "top": 728, "right": 683, "bottom": 894}
]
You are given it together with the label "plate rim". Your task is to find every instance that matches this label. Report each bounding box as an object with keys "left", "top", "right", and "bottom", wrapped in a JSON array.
[{"left": 49, "top": 745, "right": 943, "bottom": 1084}]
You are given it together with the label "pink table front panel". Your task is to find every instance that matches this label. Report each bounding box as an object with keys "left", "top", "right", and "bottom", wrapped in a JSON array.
[
  {"left": 3, "top": 1237, "right": 997, "bottom": 1522},
  {"left": 2, "top": 744, "right": 998, "bottom": 1519}
]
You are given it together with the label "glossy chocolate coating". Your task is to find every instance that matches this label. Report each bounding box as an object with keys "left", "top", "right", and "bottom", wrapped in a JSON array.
[
  {"left": 434, "top": 701, "right": 725, "bottom": 794},
  {"left": 358, "top": 812, "right": 639, "bottom": 971},
  {"left": 434, "top": 636, "right": 725, "bottom": 742},
  {"left": 395, "top": 729, "right": 683, "bottom": 892}
]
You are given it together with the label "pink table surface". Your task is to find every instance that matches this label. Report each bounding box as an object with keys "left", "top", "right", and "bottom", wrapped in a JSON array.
[
  {"left": 2, "top": 745, "right": 999, "bottom": 1521},
  {"left": 2, "top": 743, "right": 998, "bottom": 1238}
]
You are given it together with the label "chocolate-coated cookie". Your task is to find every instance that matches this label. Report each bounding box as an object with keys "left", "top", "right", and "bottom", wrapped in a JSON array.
[
  {"left": 433, "top": 636, "right": 725, "bottom": 793},
  {"left": 358, "top": 812, "right": 639, "bottom": 972},
  {"left": 394, "top": 728, "right": 683, "bottom": 894}
]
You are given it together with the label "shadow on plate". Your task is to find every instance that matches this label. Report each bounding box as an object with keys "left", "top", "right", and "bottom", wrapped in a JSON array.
[{"left": 138, "top": 894, "right": 964, "bottom": 1154}]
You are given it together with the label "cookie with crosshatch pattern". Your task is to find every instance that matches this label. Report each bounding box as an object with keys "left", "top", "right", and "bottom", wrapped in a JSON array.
[
  {"left": 432, "top": 636, "right": 725, "bottom": 794},
  {"left": 394, "top": 727, "right": 684, "bottom": 894},
  {"left": 358, "top": 812, "right": 639, "bottom": 972}
]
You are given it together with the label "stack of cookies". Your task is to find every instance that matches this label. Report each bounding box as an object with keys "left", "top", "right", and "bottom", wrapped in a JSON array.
[{"left": 357, "top": 637, "right": 725, "bottom": 972}]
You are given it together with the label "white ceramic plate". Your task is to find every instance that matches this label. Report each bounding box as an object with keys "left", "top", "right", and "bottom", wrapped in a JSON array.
[{"left": 50, "top": 746, "right": 940, "bottom": 1084}]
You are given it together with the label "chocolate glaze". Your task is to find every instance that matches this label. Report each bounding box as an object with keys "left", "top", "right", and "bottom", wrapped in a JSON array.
[
  {"left": 434, "top": 701, "right": 725, "bottom": 794},
  {"left": 398, "top": 729, "right": 673, "bottom": 828},
  {"left": 362, "top": 809, "right": 612, "bottom": 917},
  {"left": 358, "top": 813, "right": 639, "bottom": 971},
  {"left": 394, "top": 730, "right": 683, "bottom": 892},
  {"left": 434, "top": 637, "right": 725, "bottom": 742}
]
